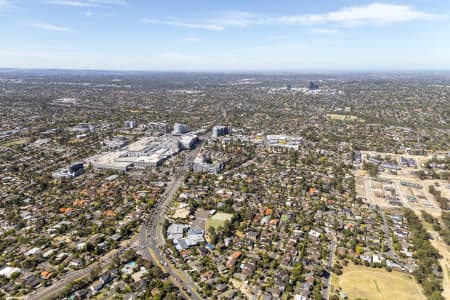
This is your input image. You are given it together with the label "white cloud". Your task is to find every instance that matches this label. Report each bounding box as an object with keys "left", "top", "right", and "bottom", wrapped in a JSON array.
[
  {"left": 32, "top": 22, "right": 73, "bottom": 32},
  {"left": 87, "top": 0, "right": 127, "bottom": 6},
  {"left": 143, "top": 3, "right": 439, "bottom": 32},
  {"left": 143, "top": 18, "right": 224, "bottom": 31},
  {"left": 43, "top": 0, "right": 127, "bottom": 7},
  {"left": 212, "top": 11, "right": 261, "bottom": 27},
  {"left": 93, "top": 0, "right": 126, "bottom": 4},
  {"left": 0, "top": 0, "right": 12, "bottom": 10},
  {"left": 144, "top": 11, "right": 261, "bottom": 32},
  {"left": 311, "top": 28, "right": 339, "bottom": 35},
  {"left": 43, "top": 0, "right": 97, "bottom": 7},
  {"left": 276, "top": 3, "right": 439, "bottom": 27},
  {"left": 84, "top": 9, "right": 93, "bottom": 16}
]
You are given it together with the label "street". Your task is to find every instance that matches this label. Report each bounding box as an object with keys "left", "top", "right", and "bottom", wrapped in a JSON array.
[
  {"left": 322, "top": 239, "right": 336, "bottom": 300},
  {"left": 139, "top": 141, "right": 204, "bottom": 300},
  {"left": 27, "top": 143, "right": 204, "bottom": 300}
]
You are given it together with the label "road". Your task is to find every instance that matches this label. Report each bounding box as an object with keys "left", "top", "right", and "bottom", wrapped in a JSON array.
[
  {"left": 27, "top": 147, "right": 203, "bottom": 300},
  {"left": 26, "top": 238, "right": 139, "bottom": 300},
  {"left": 26, "top": 146, "right": 203, "bottom": 300},
  {"left": 139, "top": 142, "right": 204, "bottom": 300},
  {"left": 378, "top": 209, "right": 395, "bottom": 258},
  {"left": 363, "top": 177, "right": 395, "bottom": 258},
  {"left": 26, "top": 230, "right": 143, "bottom": 300},
  {"left": 322, "top": 239, "right": 336, "bottom": 300}
]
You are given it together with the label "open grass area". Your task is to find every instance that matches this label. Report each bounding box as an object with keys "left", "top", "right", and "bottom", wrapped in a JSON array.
[
  {"left": 327, "top": 114, "right": 364, "bottom": 122},
  {"left": 207, "top": 212, "right": 233, "bottom": 229},
  {"left": 2, "top": 138, "right": 30, "bottom": 147},
  {"left": 69, "top": 139, "right": 85, "bottom": 144},
  {"left": 338, "top": 264, "right": 425, "bottom": 300}
]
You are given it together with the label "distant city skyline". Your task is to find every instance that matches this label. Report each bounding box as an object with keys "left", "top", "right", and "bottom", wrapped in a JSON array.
[{"left": 0, "top": 0, "right": 449, "bottom": 71}]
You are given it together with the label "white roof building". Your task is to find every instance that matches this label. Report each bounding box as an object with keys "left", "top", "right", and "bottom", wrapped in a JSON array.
[
  {"left": 25, "top": 247, "right": 41, "bottom": 257},
  {"left": 167, "top": 224, "right": 188, "bottom": 240},
  {"left": 0, "top": 266, "right": 21, "bottom": 278}
]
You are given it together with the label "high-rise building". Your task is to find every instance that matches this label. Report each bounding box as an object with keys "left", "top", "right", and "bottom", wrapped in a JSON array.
[
  {"left": 173, "top": 123, "right": 188, "bottom": 135},
  {"left": 68, "top": 163, "right": 84, "bottom": 177},
  {"left": 309, "top": 82, "right": 319, "bottom": 90},
  {"left": 147, "top": 122, "right": 167, "bottom": 133},
  {"left": 212, "top": 125, "right": 232, "bottom": 138},
  {"left": 124, "top": 120, "right": 136, "bottom": 129},
  {"left": 52, "top": 162, "right": 84, "bottom": 178}
]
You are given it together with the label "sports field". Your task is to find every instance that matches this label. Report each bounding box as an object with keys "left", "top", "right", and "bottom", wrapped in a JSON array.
[
  {"left": 338, "top": 265, "right": 425, "bottom": 300},
  {"left": 327, "top": 114, "right": 364, "bottom": 122},
  {"left": 207, "top": 212, "right": 233, "bottom": 229}
]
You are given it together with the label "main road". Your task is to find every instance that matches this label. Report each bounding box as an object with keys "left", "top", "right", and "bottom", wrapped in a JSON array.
[
  {"left": 139, "top": 141, "right": 204, "bottom": 300},
  {"left": 27, "top": 247, "right": 123, "bottom": 300},
  {"left": 322, "top": 239, "right": 336, "bottom": 300},
  {"left": 28, "top": 141, "right": 204, "bottom": 300}
]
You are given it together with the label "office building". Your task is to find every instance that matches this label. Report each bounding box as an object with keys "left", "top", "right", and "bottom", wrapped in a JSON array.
[
  {"left": 212, "top": 126, "right": 232, "bottom": 138},
  {"left": 309, "top": 82, "right": 319, "bottom": 90},
  {"left": 52, "top": 162, "right": 84, "bottom": 179},
  {"left": 124, "top": 120, "right": 136, "bottom": 129},
  {"left": 173, "top": 123, "right": 188, "bottom": 135},
  {"left": 72, "top": 123, "right": 95, "bottom": 132},
  {"left": 179, "top": 135, "right": 198, "bottom": 150},
  {"left": 192, "top": 153, "right": 223, "bottom": 174},
  {"left": 147, "top": 122, "right": 167, "bottom": 133}
]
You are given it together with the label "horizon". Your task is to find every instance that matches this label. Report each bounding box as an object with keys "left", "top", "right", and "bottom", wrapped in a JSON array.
[
  {"left": 2, "top": 67, "right": 450, "bottom": 74},
  {"left": 1, "top": 1, "right": 450, "bottom": 71}
]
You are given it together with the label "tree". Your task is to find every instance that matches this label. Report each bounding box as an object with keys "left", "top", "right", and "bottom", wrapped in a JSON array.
[
  {"left": 363, "top": 161, "right": 378, "bottom": 177},
  {"left": 202, "top": 223, "right": 212, "bottom": 235},
  {"left": 223, "top": 220, "right": 232, "bottom": 237},
  {"left": 10, "top": 271, "right": 20, "bottom": 281},
  {"left": 416, "top": 170, "right": 426, "bottom": 180},
  {"left": 90, "top": 265, "right": 101, "bottom": 281},
  {"left": 111, "top": 256, "right": 120, "bottom": 268},
  {"left": 429, "top": 290, "right": 444, "bottom": 300}
]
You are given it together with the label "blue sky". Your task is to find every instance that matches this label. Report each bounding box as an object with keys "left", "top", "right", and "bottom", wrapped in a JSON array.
[{"left": 0, "top": 0, "right": 449, "bottom": 71}]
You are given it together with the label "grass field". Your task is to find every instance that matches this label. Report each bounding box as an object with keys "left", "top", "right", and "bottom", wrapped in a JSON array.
[
  {"left": 2, "top": 138, "right": 30, "bottom": 147},
  {"left": 327, "top": 114, "right": 364, "bottom": 122},
  {"left": 338, "top": 264, "right": 425, "bottom": 300},
  {"left": 69, "top": 139, "right": 85, "bottom": 144},
  {"left": 207, "top": 212, "right": 233, "bottom": 229}
]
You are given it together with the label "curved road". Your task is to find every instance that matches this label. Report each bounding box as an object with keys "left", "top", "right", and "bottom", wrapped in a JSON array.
[
  {"left": 139, "top": 142, "right": 204, "bottom": 300},
  {"left": 27, "top": 141, "right": 205, "bottom": 300}
]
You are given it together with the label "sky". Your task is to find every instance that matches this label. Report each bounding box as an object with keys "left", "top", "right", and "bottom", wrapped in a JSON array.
[{"left": 0, "top": 0, "right": 449, "bottom": 71}]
